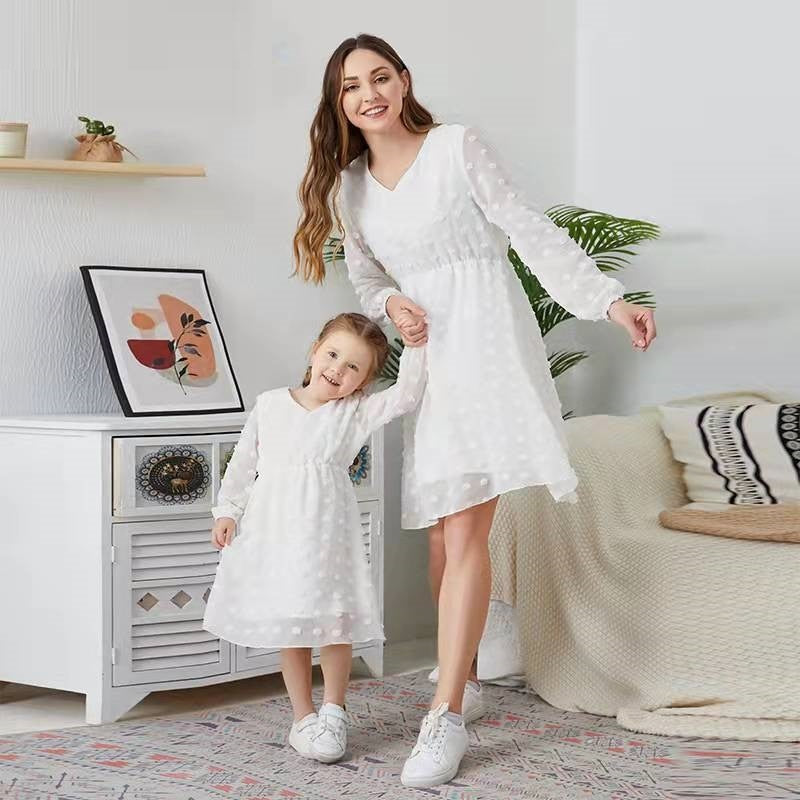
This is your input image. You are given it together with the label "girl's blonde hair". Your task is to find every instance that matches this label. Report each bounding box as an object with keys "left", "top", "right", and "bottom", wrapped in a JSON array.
[
  {"left": 302, "top": 312, "right": 390, "bottom": 389},
  {"left": 293, "top": 34, "right": 436, "bottom": 285}
]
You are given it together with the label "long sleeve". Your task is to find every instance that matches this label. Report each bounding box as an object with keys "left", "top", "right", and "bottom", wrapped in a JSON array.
[
  {"left": 341, "top": 205, "right": 401, "bottom": 327},
  {"left": 212, "top": 399, "right": 260, "bottom": 523},
  {"left": 463, "top": 127, "right": 624, "bottom": 321},
  {"left": 355, "top": 345, "right": 427, "bottom": 437}
]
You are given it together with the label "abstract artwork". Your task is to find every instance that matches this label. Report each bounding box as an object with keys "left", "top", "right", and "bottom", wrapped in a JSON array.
[{"left": 81, "top": 266, "right": 243, "bottom": 416}]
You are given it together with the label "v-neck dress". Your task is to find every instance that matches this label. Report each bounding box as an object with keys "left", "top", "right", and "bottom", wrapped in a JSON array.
[
  {"left": 339, "top": 123, "right": 625, "bottom": 530},
  {"left": 203, "top": 346, "right": 427, "bottom": 649}
]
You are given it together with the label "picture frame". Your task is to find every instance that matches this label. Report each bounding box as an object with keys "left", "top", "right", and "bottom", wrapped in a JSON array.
[{"left": 81, "top": 265, "right": 244, "bottom": 417}]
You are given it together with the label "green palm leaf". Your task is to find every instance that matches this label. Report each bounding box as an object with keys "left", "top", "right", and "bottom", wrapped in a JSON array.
[
  {"left": 379, "top": 337, "right": 404, "bottom": 383},
  {"left": 324, "top": 235, "right": 344, "bottom": 265},
  {"left": 549, "top": 349, "right": 588, "bottom": 380},
  {"left": 545, "top": 205, "right": 660, "bottom": 273}
]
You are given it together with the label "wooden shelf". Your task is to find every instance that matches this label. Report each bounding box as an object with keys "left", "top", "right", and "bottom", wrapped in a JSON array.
[{"left": 0, "top": 158, "right": 206, "bottom": 177}]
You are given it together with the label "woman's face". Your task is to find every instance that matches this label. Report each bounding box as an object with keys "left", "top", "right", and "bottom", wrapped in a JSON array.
[{"left": 340, "top": 48, "right": 409, "bottom": 133}]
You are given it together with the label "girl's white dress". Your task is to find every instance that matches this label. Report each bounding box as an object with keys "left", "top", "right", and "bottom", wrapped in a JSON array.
[
  {"left": 203, "top": 346, "right": 426, "bottom": 649},
  {"left": 340, "top": 123, "right": 625, "bottom": 530}
]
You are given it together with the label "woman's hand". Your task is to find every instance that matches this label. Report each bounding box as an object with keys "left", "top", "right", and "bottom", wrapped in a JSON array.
[
  {"left": 211, "top": 517, "right": 236, "bottom": 550},
  {"left": 386, "top": 294, "right": 428, "bottom": 347},
  {"left": 607, "top": 299, "right": 657, "bottom": 351}
]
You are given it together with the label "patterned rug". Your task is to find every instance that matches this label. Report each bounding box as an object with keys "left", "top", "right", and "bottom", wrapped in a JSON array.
[{"left": 1, "top": 670, "right": 797, "bottom": 799}]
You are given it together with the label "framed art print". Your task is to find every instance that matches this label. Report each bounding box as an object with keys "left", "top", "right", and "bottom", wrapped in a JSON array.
[{"left": 81, "top": 266, "right": 244, "bottom": 416}]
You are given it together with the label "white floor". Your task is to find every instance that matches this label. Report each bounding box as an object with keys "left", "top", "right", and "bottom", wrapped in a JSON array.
[{"left": 0, "top": 638, "right": 437, "bottom": 736}]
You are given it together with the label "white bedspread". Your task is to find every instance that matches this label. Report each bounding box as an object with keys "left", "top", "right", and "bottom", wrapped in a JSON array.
[{"left": 487, "top": 408, "right": 800, "bottom": 740}]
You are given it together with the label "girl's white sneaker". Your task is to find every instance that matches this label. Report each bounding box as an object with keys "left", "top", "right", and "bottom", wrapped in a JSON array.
[
  {"left": 311, "top": 702, "right": 348, "bottom": 763},
  {"left": 400, "top": 703, "right": 469, "bottom": 788},
  {"left": 288, "top": 712, "right": 318, "bottom": 758}
]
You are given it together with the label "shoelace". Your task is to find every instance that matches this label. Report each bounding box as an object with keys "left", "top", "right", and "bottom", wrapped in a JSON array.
[{"left": 412, "top": 703, "right": 449, "bottom": 761}]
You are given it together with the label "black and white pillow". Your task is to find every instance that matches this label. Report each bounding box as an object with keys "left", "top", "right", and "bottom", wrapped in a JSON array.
[{"left": 659, "top": 403, "right": 800, "bottom": 505}]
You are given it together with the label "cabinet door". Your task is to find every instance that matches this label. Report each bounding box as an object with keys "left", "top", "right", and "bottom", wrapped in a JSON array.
[
  {"left": 234, "top": 644, "right": 282, "bottom": 674},
  {"left": 233, "top": 499, "right": 384, "bottom": 671},
  {"left": 358, "top": 499, "right": 383, "bottom": 622},
  {"left": 112, "top": 518, "right": 230, "bottom": 685}
]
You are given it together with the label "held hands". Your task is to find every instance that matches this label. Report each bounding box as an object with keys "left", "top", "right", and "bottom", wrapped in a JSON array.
[
  {"left": 607, "top": 299, "right": 657, "bottom": 351},
  {"left": 386, "top": 294, "right": 428, "bottom": 347},
  {"left": 211, "top": 517, "right": 236, "bottom": 550}
]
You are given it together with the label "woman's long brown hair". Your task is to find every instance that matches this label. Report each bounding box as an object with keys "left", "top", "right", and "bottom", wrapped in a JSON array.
[{"left": 293, "top": 34, "right": 436, "bottom": 284}]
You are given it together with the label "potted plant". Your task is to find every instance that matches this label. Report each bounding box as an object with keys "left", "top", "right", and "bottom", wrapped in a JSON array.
[{"left": 71, "top": 115, "right": 135, "bottom": 162}]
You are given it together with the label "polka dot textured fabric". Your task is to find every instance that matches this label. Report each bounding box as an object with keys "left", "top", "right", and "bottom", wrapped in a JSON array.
[
  {"left": 203, "top": 347, "right": 426, "bottom": 648},
  {"left": 340, "top": 124, "right": 624, "bottom": 529}
]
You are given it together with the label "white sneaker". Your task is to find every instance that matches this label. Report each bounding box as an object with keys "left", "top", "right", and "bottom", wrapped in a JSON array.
[
  {"left": 311, "top": 702, "right": 348, "bottom": 763},
  {"left": 400, "top": 702, "right": 469, "bottom": 788},
  {"left": 426, "top": 668, "right": 486, "bottom": 725},
  {"left": 288, "top": 712, "right": 318, "bottom": 758}
]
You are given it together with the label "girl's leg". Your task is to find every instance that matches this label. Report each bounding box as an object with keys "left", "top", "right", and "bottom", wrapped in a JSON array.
[
  {"left": 319, "top": 643, "right": 352, "bottom": 707},
  {"left": 281, "top": 647, "right": 314, "bottom": 721},
  {"left": 313, "top": 643, "right": 352, "bottom": 763},
  {"left": 433, "top": 497, "right": 498, "bottom": 713},
  {"left": 428, "top": 520, "right": 479, "bottom": 683}
]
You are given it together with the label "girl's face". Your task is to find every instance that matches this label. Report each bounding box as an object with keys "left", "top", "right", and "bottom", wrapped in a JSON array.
[
  {"left": 309, "top": 330, "right": 375, "bottom": 400},
  {"left": 340, "top": 48, "right": 409, "bottom": 133}
]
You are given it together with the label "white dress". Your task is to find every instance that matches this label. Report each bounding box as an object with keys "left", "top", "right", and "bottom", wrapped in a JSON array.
[
  {"left": 203, "top": 346, "right": 427, "bottom": 649},
  {"left": 340, "top": 123, "right": 625, "bottom": 530}
]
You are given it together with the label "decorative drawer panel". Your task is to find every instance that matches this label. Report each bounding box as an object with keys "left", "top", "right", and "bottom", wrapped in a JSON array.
[
  {"left": 349, "top": 433, "right": 382, "bottom": 502},
  {"left": 113, "top": 432, "right": 240, "bottom": 517}
]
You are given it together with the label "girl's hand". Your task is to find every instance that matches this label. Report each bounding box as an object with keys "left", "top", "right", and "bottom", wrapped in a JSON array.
[
  {"left": 607, "top": 299, "right": 657, "bottom": 351},
  {"left": 212, "top": 517, "right": 236, "bottom": 549},
  {"left": 387, "top": 294, "right": 428, "bottom": 347}
]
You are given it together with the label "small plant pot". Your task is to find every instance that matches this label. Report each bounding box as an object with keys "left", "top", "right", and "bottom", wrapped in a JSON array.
[
  {"left": 0, "top": 123, "right": 28, "bottom": 158},
  {"left": 71, "top": 133, "right": 125, "bottom": 162}
]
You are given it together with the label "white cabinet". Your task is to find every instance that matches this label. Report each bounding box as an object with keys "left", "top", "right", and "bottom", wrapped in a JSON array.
[{"left": 0, "top": 413, "right": 384, "bottom": 723}]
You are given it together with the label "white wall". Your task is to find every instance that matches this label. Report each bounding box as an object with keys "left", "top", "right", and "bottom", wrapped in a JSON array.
[
  {"left": 572, "top": 0, "right": 800, "bottom": 416},
  {"left": 0, "top": 0, "right": 577, "bottom": 643}
]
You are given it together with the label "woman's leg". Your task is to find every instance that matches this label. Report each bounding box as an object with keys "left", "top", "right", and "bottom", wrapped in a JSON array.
[
  {"left": 433, "top": 497, "right": 498, "bottom": 713},
  {"left": 281, "top": 647, "right": 314, "bottom": 721},
  {"left": 319, "top": 643, "right": 352, "bottom": 707},
  {"left": 428, "top": 520, "right": 479, "bottom": 683}
]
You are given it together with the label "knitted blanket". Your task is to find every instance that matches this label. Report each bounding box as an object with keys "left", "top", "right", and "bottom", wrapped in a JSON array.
[{"left": 488, "top": 410, "right": 800, "bottom": 740}]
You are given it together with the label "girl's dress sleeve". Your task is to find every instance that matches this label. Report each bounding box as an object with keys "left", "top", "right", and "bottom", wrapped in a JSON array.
[
  {"left": 211, "top": 398, "right": 260, "bottom": 523},
  {"left": 462, "top": 127, "right": 624, "bottom": 321},
  {"left": 354, "top": 346, "right": 428, "bottom": 437},
  {"left": 341, "top": 203, "right": 402, "bottom": 327}
]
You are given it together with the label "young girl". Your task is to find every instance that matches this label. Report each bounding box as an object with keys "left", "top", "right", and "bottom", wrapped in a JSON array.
[
  {"left": 293, "top": 35, "right": 657, "bottom": 788},
  {"left": 203, "top": 312, "right": 426, "bottom": 763}
]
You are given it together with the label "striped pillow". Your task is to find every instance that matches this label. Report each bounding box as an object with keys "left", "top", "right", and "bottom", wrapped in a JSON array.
[{"left": 658, "top": 403, "right": 800, "bottom": 505}]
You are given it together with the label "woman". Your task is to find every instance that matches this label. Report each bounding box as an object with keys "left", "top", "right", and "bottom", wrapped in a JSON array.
[{"left": 293, "top": 34, "right": 656, "bottom": 789}]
